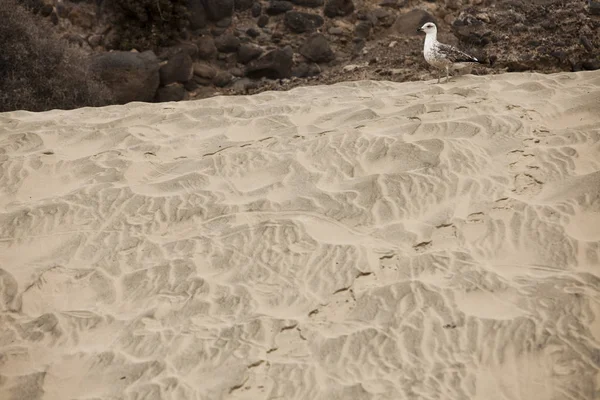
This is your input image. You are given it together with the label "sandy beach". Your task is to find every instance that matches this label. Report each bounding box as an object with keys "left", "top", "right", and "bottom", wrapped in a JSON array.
[{"left": 1, "top": 71, "right": 600, "bottom": 399}]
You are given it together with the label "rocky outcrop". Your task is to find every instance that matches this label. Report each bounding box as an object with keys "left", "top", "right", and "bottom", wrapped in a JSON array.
[
  {"left": 30, "top": 0, "right": 600, "bottom": 104},
  {"left": 90, "top": 51, "right": 160, "bottom": 104}
]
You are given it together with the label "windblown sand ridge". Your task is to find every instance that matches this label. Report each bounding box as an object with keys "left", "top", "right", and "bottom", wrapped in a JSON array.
[{"left": 1, "top": 71, "right": 600, "bottom": 400}]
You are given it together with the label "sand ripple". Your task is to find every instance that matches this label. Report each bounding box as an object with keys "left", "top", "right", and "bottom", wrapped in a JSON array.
[{"left": 1, "top": 71, "right": 600, "bottom": 399}]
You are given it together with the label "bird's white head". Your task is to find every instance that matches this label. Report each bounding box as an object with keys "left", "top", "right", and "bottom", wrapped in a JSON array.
[{"left": 417, "top": 22, "right": 437, "bottom": 35}]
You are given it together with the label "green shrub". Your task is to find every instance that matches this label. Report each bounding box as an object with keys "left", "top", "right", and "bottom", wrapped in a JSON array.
[
  {"left": 103, "top": 0, "right": 189, "bottom": 50},
  {"left": 0, "top": 0, "right": 114, "bottom": 112}
]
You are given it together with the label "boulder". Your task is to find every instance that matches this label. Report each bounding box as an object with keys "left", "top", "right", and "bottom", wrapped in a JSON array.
[
  {"left": 290, "top": 0, "right": 324, "bottom": 7},
  {"left": 230, "top": 67, "right": 245, "bottom": 77},
  {"left": 187, "top": 0, "right": 207, "bottom": 29},
  {"left": 214, "top": 71, "right": 233, "bottom": 87},
  {"left": 90, "top": 51, "right": 160, "bottom": 104},
  {"left": 235, "top": 0, "right": 255, "bottom": 11},
  {"left": 246, "top": 47, "right": 294, "bottom": 79},
  {"left": 284, "top": 11, "right": 324, "bottom": 33},
  {"left": 379, "top": 0, "right": 406, "bottom": 8},
  {"left": 292, "top": 62, "right": 321, "bottom": 77},
  {"left": 155, "top": 84, "right": 187, "bottom": 102},
  {"left": 251, "top": 2, "right": 262, "bottom": 17},
  {"left": 257, "top": 14, "right": 269, "bottom": 27},
  {"left": 88, "top": 34, "right": 103, "bottom": 48},
  {"left": 159, "top": 42, "right": 199, "bottom": 60},
  {"left": 238, "top": 43, "right": 264, "bottom": 64},
  {"left": 266, "top": 1, "right": 294, "bottom": 15},
  {"left": 201, "top": 0, "right": 234, "bottom": 21},
  {"left": 299, "top": 33, "right": 335, "bottom": 63},
  {"left": 68, "top": 6, "right": 95, "bottom": 29},
  {"left": 193, "top": 63, "right": 217, "bottom": 79},
  {"left": 451, "top": 14, "right": 492, "bottom": 46},
  {"left": 216, "top": 17, "right": 232, "bottom": 27},
  {"left": 354, "top": 20, "right": 372, "bottom": 39},
  {"left": 391, "top": 9, "right": 435, "bottom": 35},
  {"left": 197, "top": 36, "right": 218, "bottom": 59},
  {"left": 214, "top": 33, "right": 241, "bottom": 53},
  {"left": 159, "top": 52, "right": 194, "bottom": 85},
  {"left": 324, "top": 0, "right": 354, "bottom": 17},
  {"left": 246, "top": 27, "right": 261, "bottom": 37},
  {"left": 232, "top": 78, "right": 258, "bottom": 93},
  {"left": 582, "top": 59, "right": 600, "bottom": 70},
  {"left": 184, "top": 80, "right": 200, "bottom": 92},
  {"left": 40, "top": 4, "right": 53, "bottom": 17}
]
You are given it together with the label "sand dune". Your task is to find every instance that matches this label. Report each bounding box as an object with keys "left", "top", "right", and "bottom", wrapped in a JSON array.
[{"left": 1, "top": 71, "right": 600, "bottom": 400}]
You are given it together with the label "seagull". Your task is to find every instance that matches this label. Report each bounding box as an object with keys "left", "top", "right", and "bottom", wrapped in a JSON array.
[{"left": 417, "top": 22, "right": 482, "bottom": 83}]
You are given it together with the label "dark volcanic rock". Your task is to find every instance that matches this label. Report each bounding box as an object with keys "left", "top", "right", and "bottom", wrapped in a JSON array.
[
  {"left": 290, "top": 0, "right": 324, "bottom": 7},
  {"left": 246, "top": 47, "right": 294, "bottom": 78},
  {"left": 235, "top": 0, "right": 255, "bottom": 11},
  {"left": 155, "top": 84, "right": 187, "bottom": 102},
  {"left": 193, "top": 63, "right": 217, "bottom": 79},
  {"left": 159, "top": 43, "right": 199, "bottom": 61},
  {"left": 324, "top": 0, "right": 354, "bottom": 18},
  {"left": 452, "top": 14, "right": 492, "bottom": 46},
  {"left": 257, "top": 14, "right": 269, "bottom": 27},
  {"left": 214, "top": 71, "right": 233, "bottom": 87},
  {"left": 354, "top": 20, "right": 372, "bottom": 39},
  {"left": 284, "top": 11, "right": 325, "bottom": 33},
  {"left": 292, "top": 62, "right": 321, "bottom": 77},
  {"left": 582, "top": 59, "right": 600, "bottom": 70},
  {"left": 251, "top": 2, "right": 262, "bottom": 17},
  {"left": 580, "top": 36, "right": 594, "bottom": 52},
  {"left": 90, "top": 51, "right": 160, "bottom": 104},
  {"left": 201, "top": 0, "right": 234, "bottom": 21},
  {"left": 159, "top": 52, "right": 194, "bottom": 85},
  {"left": 391, "top": 9, "right": 435, "bottom": 35},
  {"left": 68, "top": 6, "right": 95, "bottom": 29},
  {"left": 88, "top": 34, "right": 103, "bottom": 48},
  {"left": 590, "top": 1, "right": 600, "bottom": 16},
  {"left": 40, "top": 4, "right": 53, "bottom": 17},
  {"left": 214, "top": 33, "right": 241, "bottom": 53},
  {"left": 197, "top": 36, "right": 218, "bottom": 59},
  {"left": 267, "top": 1, "right": 294, "bottom": 15},
  {"left": 300, "top": 34, "right": 335, "bottom": 63},
  {"left": 187, "top": 0, "right": 207, "bottom": 29},
  {"left": 506, "top": 59, "right": 531, "bottom": 72},
  {"left": 238, "top": 43, "right": 264, "bottom": 63},
  {"left": 184, "top": 80, "right": 200, "bottom": 92},
  {"left": 379, "top": 0, "right": 406, "bottom": 8},
  {"left": 216, "top": 17, "right": 232, "bottom": 27},
  {"left": 247, "top": 27, "right": 261, "bottom": 37}
]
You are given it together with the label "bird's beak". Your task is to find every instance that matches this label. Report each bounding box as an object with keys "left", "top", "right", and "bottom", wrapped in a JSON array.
[{"left": 416, "top": 28, "right": 423, "bottom": 32}]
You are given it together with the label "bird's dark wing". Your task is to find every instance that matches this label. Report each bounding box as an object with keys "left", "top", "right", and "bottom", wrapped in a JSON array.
[{"left": 437, "top": 43, "right": 480, "bottom": 63}]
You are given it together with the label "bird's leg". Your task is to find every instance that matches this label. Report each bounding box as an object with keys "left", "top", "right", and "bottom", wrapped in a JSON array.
[
  {"left": 445, "top": 66, "right": 450, "bottom": 83},
  {"left": 437, "top": 69, "right": 441, "bottom": 84}
]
